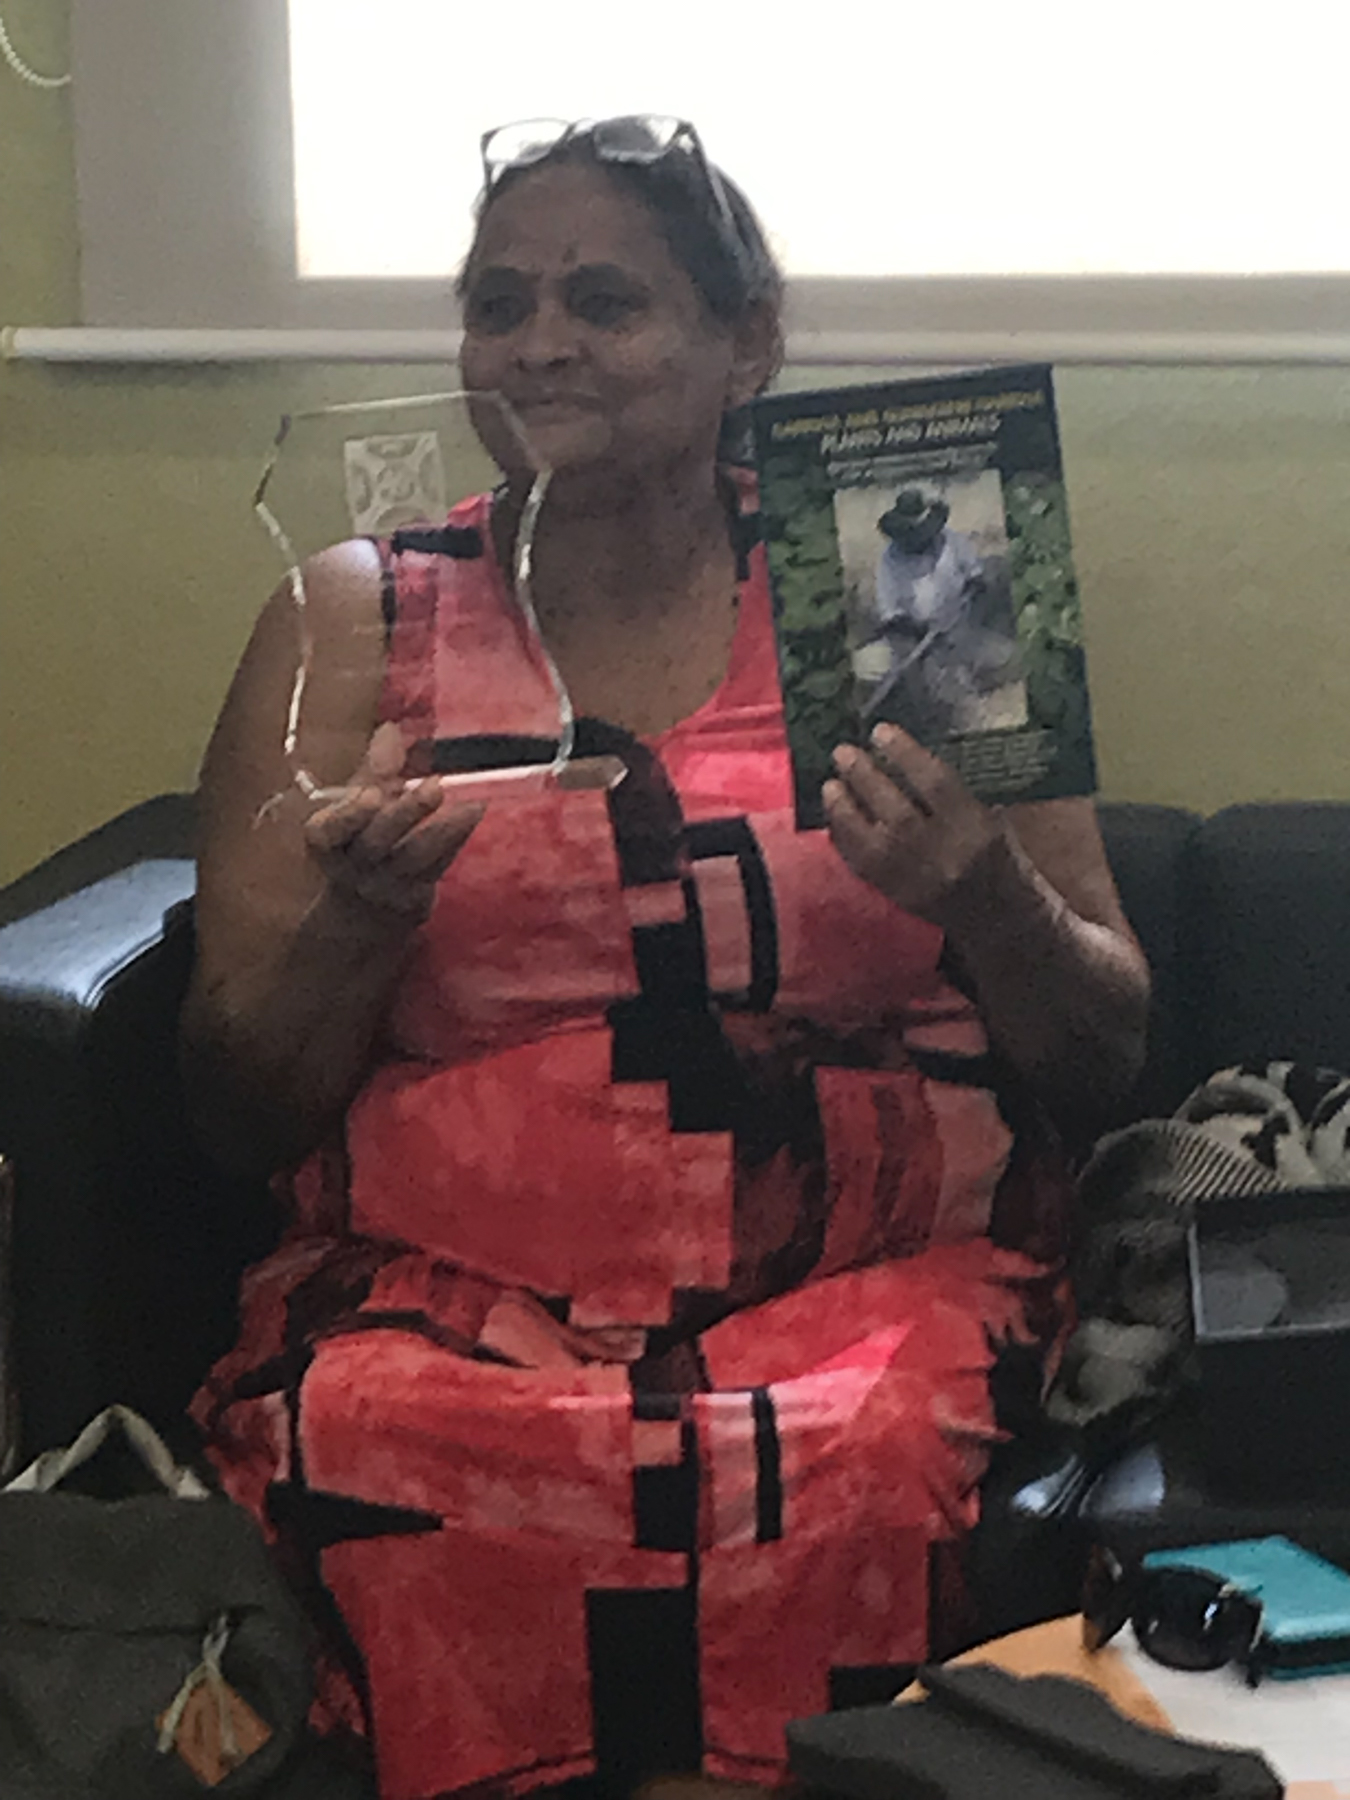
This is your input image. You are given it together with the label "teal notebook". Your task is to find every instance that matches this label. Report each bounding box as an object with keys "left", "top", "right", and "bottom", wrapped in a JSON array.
[{"left": 1144, "top": 1535, "right": 1350, "bottom": 1679}]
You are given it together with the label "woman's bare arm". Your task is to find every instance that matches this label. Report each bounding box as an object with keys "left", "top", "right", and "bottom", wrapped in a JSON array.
[
  {"left": 824, "top": 726, "right": 1150, "bottom": 1133},
  {"left": 940, "top": 793, "right": 1150, "bottom": 1124},
  {"left": 181, "top": 542, "right": 481, "bottom": 1175}
]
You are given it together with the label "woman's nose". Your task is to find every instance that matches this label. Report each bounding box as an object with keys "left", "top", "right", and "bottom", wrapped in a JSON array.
[{"left": 513, "top": 296, "right": 580, "bottom": 369}]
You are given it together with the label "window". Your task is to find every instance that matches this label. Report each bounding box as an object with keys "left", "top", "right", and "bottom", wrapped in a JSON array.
[
  {"left": 66, "top": 0, "right": 1350, "bottom": 357},
  {"left": 290, "top": 0, "right": 1350, "bottom": 282}
]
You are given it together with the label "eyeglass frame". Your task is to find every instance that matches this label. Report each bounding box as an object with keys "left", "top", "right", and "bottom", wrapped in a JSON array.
[
  {"left": 1081, "top": 1543, "right": 1268, "bottom": 1686},
  {"left": 478, "top": 115, "right": 752, "bottom": 285}
]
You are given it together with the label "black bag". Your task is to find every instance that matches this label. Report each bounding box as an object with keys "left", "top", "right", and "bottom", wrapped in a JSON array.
[
  {"left": 786, "top": 1662, "right": 1282, "bottom": 1800},
  {"left": 0, "top": 1405, "right": 372, "bottom": 1798}
]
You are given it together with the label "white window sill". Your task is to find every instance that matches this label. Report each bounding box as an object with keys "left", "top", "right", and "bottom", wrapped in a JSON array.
[{"left": 9, "top": 325, "right": 1350, "bottom": 367}]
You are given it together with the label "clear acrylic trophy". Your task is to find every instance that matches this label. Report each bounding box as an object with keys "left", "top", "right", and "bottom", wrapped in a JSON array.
[{"left": 252, "top": 388, "right": 624, "bottom": 812}]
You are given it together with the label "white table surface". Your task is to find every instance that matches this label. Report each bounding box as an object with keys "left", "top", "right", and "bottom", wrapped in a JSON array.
[{"left": 1117, "top": 1636, "right": 1350, "bottom": 1789}]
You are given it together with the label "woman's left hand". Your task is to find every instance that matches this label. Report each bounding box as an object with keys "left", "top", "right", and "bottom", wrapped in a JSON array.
[{"left": 822, "top": 723, "right": 1004, "bottom": 926}]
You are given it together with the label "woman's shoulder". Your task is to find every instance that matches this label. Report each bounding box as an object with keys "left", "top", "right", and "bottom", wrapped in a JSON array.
[
  {"left": 291, "top": 538, "right": 386, "bottom": 629},
  {"left": 210, "top": 539, "right": 391, "bottom": 797},
  {"left": 284, "top": 494, "right": 498, "bottom": 631},
  {"left": 298, "top": 493, "right": 500, "bottom": 597}
]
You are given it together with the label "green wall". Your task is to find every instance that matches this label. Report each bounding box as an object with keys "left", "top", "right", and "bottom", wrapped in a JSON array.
[{"left": 5, "top": 0, "right": 1350, "bottom": 886}]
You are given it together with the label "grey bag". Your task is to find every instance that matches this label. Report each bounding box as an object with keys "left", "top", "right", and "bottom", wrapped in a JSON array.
[{"left": 0, "top": 1405, "right": 371, "bottom": 1798}]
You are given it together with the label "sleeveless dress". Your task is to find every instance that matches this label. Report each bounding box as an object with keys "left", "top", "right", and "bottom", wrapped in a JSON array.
[{"left": 195, "top": 492, "right": 1068, "bottom": 1800}]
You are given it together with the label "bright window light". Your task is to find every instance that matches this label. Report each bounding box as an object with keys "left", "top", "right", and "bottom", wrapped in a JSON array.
[{"left": 289, "top": 0, "right": 1350, "bottom": 283}]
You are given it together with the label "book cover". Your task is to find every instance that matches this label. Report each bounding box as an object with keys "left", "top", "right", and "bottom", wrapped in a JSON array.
[{"left": 750, "top": 364, "right": 1097, "bottom": 829}]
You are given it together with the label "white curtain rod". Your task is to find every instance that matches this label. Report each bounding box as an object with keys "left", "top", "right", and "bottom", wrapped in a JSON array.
[{"left": 10, "top": 325, "right": 1350, "bottom": 367}]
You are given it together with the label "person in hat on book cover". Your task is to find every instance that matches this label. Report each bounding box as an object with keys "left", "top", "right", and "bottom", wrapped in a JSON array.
[{"left": 862, "top": 487, "right": 1021, "bottom": 736}]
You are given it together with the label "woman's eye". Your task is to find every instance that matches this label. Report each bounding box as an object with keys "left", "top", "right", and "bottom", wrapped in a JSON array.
[
  {"left": 573, "top": 290, "right": 641, "bottom": 328},
  {"left": 466, "top": 289, "right": 531, "bottom": 334}
]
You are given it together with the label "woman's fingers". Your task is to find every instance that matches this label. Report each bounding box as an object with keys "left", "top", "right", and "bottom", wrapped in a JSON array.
[
  {"left": 333, "top": 825, "right": 478, "bottom": 916},
  {"left": 304, "top": 778, "right": 437, "bottom": 857},
  {"left": 304, "top": 786, "right": 388, "bottom": 854},
  {"left": 829, "top": 748, "right": 913, "bottom": 833},
  {"left": 381, "top": 801, "right": 485, "bottom": 881},
  {"left": 821, "top": 775, "right": 878, "bottom": 862},
  {"left": 823, "top": 725, "right": 1000, "bottom": 922},
  {"left": 304, "top": 764, "right": 484, "bottom": 921},
  {"left": 300, "top": 718, "right": 487, "bottom": 922},
  {"left": 342, "top": 779, "right": 446, "bottom": 865},
  {"left": 303, "top": 716, "right": 435, "bottom": 856},
  {"left": 365, "top": 719, "right": 409, "bottom": 783},
  {"left": 866, "top": 724, "right": 944, "bottom": 815}
]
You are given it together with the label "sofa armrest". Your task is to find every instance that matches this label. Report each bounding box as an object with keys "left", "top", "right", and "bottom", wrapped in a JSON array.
[
  {"left": 0, "top": 793, "right": 196, "bottom": 929},
  {"left": 0, "top": 860, "right": 279, "bottom": 1457}
]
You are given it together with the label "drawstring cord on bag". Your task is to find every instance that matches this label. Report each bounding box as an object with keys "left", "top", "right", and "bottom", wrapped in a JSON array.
[{"left": 156, "top": 1614, "right": 241, "bottom": 1769}]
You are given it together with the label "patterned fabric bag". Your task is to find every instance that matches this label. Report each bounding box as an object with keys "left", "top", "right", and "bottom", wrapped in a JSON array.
[
  {"left": 1048, "top": 1060, "right": 1350, "bottom": 1430},
  {"left": 0, "top": 1405, "right": 371, "bottom": 1799}
]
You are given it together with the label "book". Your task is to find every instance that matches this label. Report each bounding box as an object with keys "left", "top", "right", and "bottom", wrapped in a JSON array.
[{"left": 750, "top": 363, "right": 1097, "bottom": 829}]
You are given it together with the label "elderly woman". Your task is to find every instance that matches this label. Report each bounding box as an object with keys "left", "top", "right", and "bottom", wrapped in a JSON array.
[{"left": 184, "top": 117, "right": 1149, "bottom": 1800}]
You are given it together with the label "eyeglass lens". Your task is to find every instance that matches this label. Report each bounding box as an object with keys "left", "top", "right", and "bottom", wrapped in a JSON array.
[
  {"left": 589, "top": 115, "right": 685, "bottom": 160},
  {"left": 482, "top": 119, "right": 572, "bottom": 178},
  {"left": 1131, "top": 1568, "right": 1263, "bottom": 1672},
  {"left": 1080, "top": 1544, "right": 1133, "bottom": 1653}
]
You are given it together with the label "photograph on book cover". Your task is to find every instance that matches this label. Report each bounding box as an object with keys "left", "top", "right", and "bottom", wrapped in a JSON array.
[
  {"left": 838, "top": 467, "right": 1028, "bottom": 739},
  {"left": 751, "top": 364, "right": 1097, "bottom": 829}
]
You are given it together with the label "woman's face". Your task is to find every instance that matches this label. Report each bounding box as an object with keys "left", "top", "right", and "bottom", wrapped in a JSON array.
[{"left": 459, "top": 161, "right": 751, "bottom": 489}]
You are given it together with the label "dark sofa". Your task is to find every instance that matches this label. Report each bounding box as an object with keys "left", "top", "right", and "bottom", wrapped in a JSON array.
[{"left": 4, "top": 793, "right": 1350, "bottom": 1634}]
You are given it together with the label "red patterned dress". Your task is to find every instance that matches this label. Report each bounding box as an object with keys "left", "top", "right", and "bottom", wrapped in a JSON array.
[{"left": 195, "top": 492, "right": 1068, "bottom": 1800}]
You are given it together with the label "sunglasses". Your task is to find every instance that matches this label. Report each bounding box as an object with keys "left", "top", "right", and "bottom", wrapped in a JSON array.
[
  {"left": 479, "top": 115, "right": 748, "bottom": 276},
  {"left": 1082, "top": 1544, "right": 1267, "bottom": 1686}
]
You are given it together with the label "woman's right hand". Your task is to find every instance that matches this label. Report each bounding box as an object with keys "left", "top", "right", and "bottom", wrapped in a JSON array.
[{"left": 303, "top": 721, "right": 484, "bottom": 925}]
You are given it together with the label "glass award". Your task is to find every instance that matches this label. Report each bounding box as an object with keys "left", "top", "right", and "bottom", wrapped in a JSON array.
[{"left": 252, "top": 388, "right": 624, "bottom": 809}]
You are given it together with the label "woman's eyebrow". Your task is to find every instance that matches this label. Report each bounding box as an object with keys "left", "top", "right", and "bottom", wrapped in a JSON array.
[{"left": 464, "top": 263, "right": 536, "bottom": 289}]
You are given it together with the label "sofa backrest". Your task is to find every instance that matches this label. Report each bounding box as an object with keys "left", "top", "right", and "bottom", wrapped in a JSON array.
[
  {"left": 1189, "top": 803, "right": 1350, "bottom": 1082},
  {"left": 1098, "top": 800, "right": 1350, "bottom": 1122},
  {"left": 1095, "top": 803, "right": 1204, "bottom": 1120}
]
